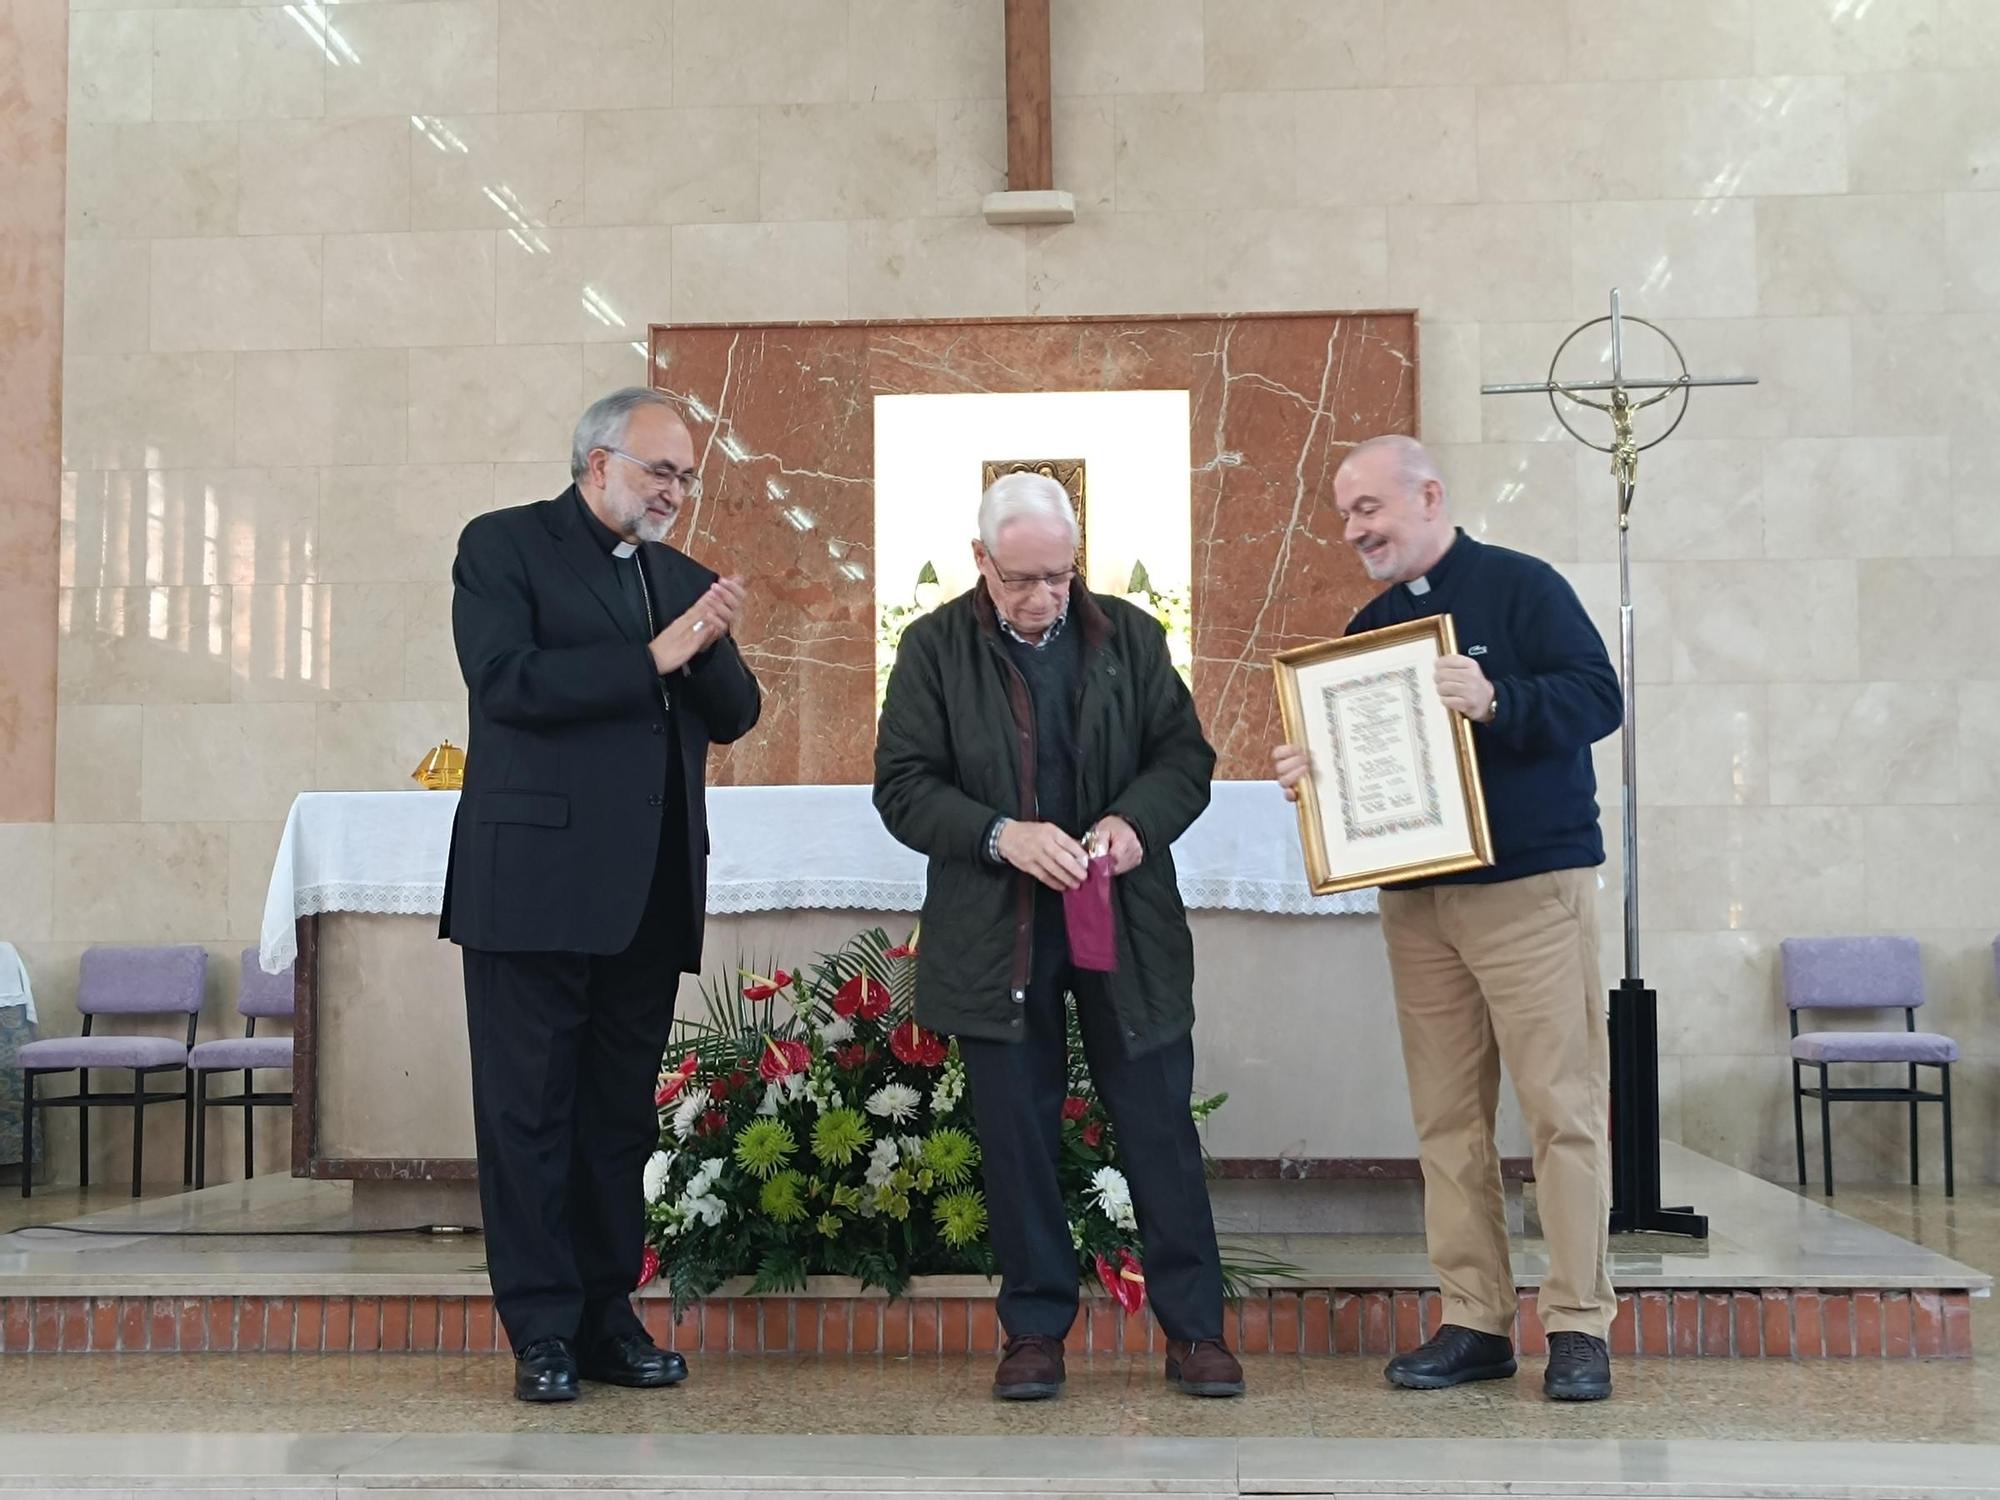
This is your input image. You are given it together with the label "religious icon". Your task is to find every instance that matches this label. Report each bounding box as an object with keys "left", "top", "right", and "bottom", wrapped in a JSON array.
[
  {"left": 1272, "top": 615, "right": 1491, "bottom": 895},
  {"left": 981, "top": 457, "right": 1086, "bottom": 558}
]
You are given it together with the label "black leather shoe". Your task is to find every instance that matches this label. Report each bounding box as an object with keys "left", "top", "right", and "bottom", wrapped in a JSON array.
[
  {"left": 1543, "top": 1330, "right": 1612, "bottom": 1401},
  {"left": 513, "top": 1337, "right": 580, "bottom": 1403},
  {"left": 580, "top": 1331, "right": 688, "bottom": 1388},
  {"left": 1384, "top": 1323, "right": 1517, "bottom": 1390}
]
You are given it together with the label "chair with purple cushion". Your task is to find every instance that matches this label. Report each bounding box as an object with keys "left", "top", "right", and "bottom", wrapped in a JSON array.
[
  {"left": 1782, "top": 935, "right": 1955, "bottom": 1199},
  {"left": 189, "top": 948, "right": 295, "bottom": 1189},
  {"left": 18, "top": 945, "right": 205, "bottom": 1198}
]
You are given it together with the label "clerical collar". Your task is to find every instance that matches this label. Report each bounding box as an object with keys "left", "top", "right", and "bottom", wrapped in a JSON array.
[
  {"left": 1404, "top": 528, "right": 1471, "bottom": 599},
  {"left": 999, "top": 600, "right": 1069, "bottom": 651},
  {"left": 574, "top": 489, "right": 634, "bottom": 557}
]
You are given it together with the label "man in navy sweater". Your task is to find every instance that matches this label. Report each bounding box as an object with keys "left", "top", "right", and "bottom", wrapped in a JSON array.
[{"left": 1275, "top": 435, "right": 1623, "bottom": 1402}]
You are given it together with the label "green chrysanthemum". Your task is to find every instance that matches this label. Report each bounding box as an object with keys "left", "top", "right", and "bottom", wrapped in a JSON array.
[
  {"left": 811, "top": 1107, "right": 871, "bottom": 1167},
  {"left": 933, "top": 1188, "right": 987, "bottom": 1248},
  {"left": 733, "top": 1118, "right": 796, "bottom": 1180},
  {"left": 919, "top": 1127, "right": 979, "bottom": 1187},
  {"left": 816, "top": 1212, "right": 842, "bottom": 1238},
  {"left": 759, "top": 1168, "right": 809, "bottom": 1224}
]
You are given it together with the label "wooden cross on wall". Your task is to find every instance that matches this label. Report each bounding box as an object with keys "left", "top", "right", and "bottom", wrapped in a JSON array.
[{"left": 988, "top": 0, "right": 1074, "bottom": 224}]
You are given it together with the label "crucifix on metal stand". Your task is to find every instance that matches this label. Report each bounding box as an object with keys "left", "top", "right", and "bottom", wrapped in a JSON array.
[{"left": 1482, "top": 290, "right": 1757, "bottom": 1238}]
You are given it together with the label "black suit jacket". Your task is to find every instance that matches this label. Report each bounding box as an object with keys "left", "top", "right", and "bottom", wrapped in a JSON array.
[{"left": 439, "top": 488, "right": 761, "bottom": 965}]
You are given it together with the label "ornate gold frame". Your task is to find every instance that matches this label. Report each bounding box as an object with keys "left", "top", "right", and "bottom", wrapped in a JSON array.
[{"left": 1272, "top": 614, "right": 1493, "bottom": 895}]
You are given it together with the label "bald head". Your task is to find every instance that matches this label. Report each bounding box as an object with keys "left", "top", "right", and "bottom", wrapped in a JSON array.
[{"left": 1334, "top": 434, "right": 1454, "bottom": 584}]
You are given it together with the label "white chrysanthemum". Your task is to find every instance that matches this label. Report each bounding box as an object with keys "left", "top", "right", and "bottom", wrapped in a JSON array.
[
  {"left": 864, "top": 1136, "right": 901, "bottom": 1188},
  {"left": 670, "top": 1091, "right": 704, "bottom": 1142},
  {"left": 642, "top": 1149, "right": 676, "bottom": 1203},
  {"left": 1089, "top": 1165, "right": 1138, "bottom": 1232},
  {"left": 819, "top": 1015, "right": 855, "bottom": 1046},
  {"left": 867, "top": 1082, "right": 921, "bottom": 1123},
  {"left": 689, "top": 1156, "right": 725, "bottom": 1194}
]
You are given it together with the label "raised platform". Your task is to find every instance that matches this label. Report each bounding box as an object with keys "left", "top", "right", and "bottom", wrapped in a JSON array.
[{"left": 0, "top": 1146, "right": 1985, "bottom": 1359}]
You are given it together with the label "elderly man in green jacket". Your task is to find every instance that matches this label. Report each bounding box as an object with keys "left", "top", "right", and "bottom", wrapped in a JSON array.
[{"left": 874, "top": 471, "right": 1242, "bottom": 1403}]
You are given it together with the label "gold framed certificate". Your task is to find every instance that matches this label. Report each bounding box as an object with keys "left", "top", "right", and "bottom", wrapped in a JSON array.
[{"left": 1273, "top": 615, "right": 1493, "bottom": 895}]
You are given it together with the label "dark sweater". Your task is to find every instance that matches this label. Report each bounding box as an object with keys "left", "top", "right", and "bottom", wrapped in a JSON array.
[{"left": 1346, "top": 531, "right": 1622, "bottom": 888}]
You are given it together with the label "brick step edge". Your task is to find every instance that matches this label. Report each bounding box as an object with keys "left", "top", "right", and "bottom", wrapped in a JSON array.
[{"left": 0, "top": 1288, "right": 1973, "bottom": 1358}]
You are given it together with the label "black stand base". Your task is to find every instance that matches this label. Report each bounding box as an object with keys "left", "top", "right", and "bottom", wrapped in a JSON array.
[{"left": 1608, "top": 977, "right": 1708, "bottom": 1238}]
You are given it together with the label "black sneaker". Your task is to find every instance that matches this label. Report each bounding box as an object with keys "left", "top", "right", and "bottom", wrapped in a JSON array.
[
  {"left": 1383, "top": 1323, "right": 1517, "bottom": 1390},
  {"left": 1543, "top": 1330, "right": 1612, "bottom": 1401}
]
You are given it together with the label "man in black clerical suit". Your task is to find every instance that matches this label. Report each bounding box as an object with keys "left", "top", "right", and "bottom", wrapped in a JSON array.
[{"left": 442, "top": 387, "right": 761, "bottom": 1402}]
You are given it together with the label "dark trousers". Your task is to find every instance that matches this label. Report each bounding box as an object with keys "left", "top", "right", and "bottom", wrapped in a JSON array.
[
  {"left": 957, "top": 915, "right": 1224, "bottom": 1343},
  {"left": 461, "top": 864, "right": 683, "bottom": 1352}
]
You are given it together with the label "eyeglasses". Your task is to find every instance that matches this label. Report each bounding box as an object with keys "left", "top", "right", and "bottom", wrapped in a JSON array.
[
  {"left": 995, "top": 568, "right": 1075, "bottom": 596},
  {"left": 605, "top": 448, "right": 703, "bottom": 502}
]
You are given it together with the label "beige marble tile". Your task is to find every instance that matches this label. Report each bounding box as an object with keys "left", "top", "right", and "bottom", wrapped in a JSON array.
[
  {"left": 1476, "top": 320, "right": 1602, "bottom": 445},
  {"left": 672, "top": 221, "right": 849, "bottom": 322},
  {"left": 1385, "top": 0, "right": 1567, "bottom": 85},
  {"left": 139, "top": 703, "right": 317, "bottom": 820},
  {"left": 1053, "top": 95, "right": 1116, "bottom": 211},
  {"left": 1649, "top": 805, "right": 1867, "bottom": 933},
  {"left": 410, "top": 112, "right": 585, "bottom": 233},
  {"left": 495, "top": 225, "right": 672, "bottom": 344},
  {"left": 1958, "top": 684, "right": 2000, "bottom": 803},
  {"left": 322, "top": 230, "right": 497, "bottom": 349},
  {"left": 1859, "top": 557, "right": 2000, "bottom": 680},
  {"left": 1568, "top": 199, "right": 1758, "bottom": 320},
  {"left": 238, "top": 118, "right": 412, "bottom": 236},
  {"left": 497, "top": 0, "right": 671, "bottom": 112},
  {"left": 1476, "top": 83, "right": 1664, "bottom": 203},
  {"left": 1658, "top": 76, "right": 1848, "bottom": 200},
  {"left": 62, "top": 240, "right": 150, "bottom": 355},
  {"left": 0, "top": 820, "right": 54, "bottom": 941},
  {"left": 1201, "top": 208, "right": 1387, "bottom": 314},
  {"left": 1768, "top": 681, "right": 1958, "bottom": 808},
  {"left": 759, "top": 102, "right": 939, "bottom": 222},
  {"left": 1864, "top": 806, "right": 2000, "bottom": 931},
  {"left": 934, "top": 98, "right": 1006, "bottom": 214},
  {"left": 1670, "top": 317, "right": 1852, "bottom": 442},
  {"left": 1667, "top": 559, "right": 1859, "bottom": 683},
  {"left": 234, "top": 350, "right": 409, "bottom": 469},
  {"left": 315, "top": 699, "right": 468, "bottom": 791},
  {"left": 1564, "top": 557, "right": 1674, "bottom": 683},
  {"left": 229, "top": 581, "right": 408, "bottom": 704},
  {"left": 1051, "top": 0, "right": 1203, "bottom": 95},
  {"left": 67, "top": 123, "right": 239, "bottom": 239},
  {"left": 63, "top": 468, "right": 318, "bottom": 590},
  {"left": 1650, "top": 928, "right": 1788, "bottom": 1058},
  {"left": 581, "top": 107, "right": 760, "bottom": 226},
  {"left": 54, "top": 704, "right": 143, "bottom": 823},
  {"left": 67, "top": 9, "right": 152, "bottom": 124},
  {"left": 323, "top": 0, "right": 498, "bottom": 118},
  {"left": 316, "top": 464, "right": 495, "bottom": 585},
  {"left": 848, "top": 217, "right": 1027, "bottom": 320},
  {"left": 1295, "top": 88, "right": 1477, "bottom": 208},
  {"left": 1763, "top": 436, "right": 1951, "bottom": 561},
  {"left": 1387, "top": 204, "right": 1571, "bottom": 322},
  {"left": 406, "top": 344, "right": 582, "bottom": 464},
  {"left": 1847, "top": 71, "right": 2000, "bottom": 195},
  {"left": 1623, "top": 683, "right": 1767, "bottom": 808},
  {"left": 1941, "top": 0, "right": 2000, "bottom": 66},
  {"left": 150, "top": 6, "right": 326, "bottom": 122},
  {"left": 491, "top": 461, "right": 573, "bottom": 509},
  {"left": 1946, "top": 193, "right": 2000, "bottom": 311},
  {"left": 226, "top": 818, "right": 285, "bottom": 943},
  {"left": 1849, "top": 315, "right": 1955, "bottom": 438},
  {"left": 1950, "top": 432, "right": 2000, "bottom": 555},
  {"left": 849, "top": 0, "right": 1002, "bottom": 102},
  {"left": 1575, "top": 438, "right": 1764, "bottom": 565},
  {"left": 52, "top": 821, "right": 230, "bottom": 942},
  {"left": 1757, "top": 194, "right": 1948, "bottom": 316},
  {"left": 1752, "top": 0, "right": 1941, "bottom": 73},
  {"left": 1434, "top": 442, "right": 1579, "bottom": 562},
  {"left": 1113, "top": 93, "right": 1291, "bottom": 212},
  {"left": 1203, "top": 0, "right": 1382, "bottom": 91},
  {"left": 1673, "top": 1054, "right": 1804, "bottom": 1182},
  {"left": 402, "top": 581, "right": 463, "bottom": 701},
  {"left": 62, "top": 354, "right": 235, "bottom": 471},
  {"left": 1025, "top": 211, "right": 1207, "bottom": 318},
  {"left": 1417, "top": 321, "right": 1479, "bottom": 446},
  {"left": 581, "top": 340, "right": 652, "bottom": 395},
  {"left": 57, "top": 587, "right": 233, "bottom": 706},
  {"left": 1564, "top": 0, "right": 1755, "bottom": 79},
  {"left": 148, "top": 236, "right": 323, "bottom": 353},
  {"left": 672, "top": 0, "right": 846, "bottom": 104}
]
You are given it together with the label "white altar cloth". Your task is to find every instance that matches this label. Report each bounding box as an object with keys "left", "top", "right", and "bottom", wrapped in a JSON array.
[{"left": 260, "top": 783, "right": 1375, "bottom": 972}]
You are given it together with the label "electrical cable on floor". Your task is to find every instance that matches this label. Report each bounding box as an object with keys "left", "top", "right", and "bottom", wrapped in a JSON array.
[{"left": 6, "top": 1223, "right": 480, "bottom": 1238}]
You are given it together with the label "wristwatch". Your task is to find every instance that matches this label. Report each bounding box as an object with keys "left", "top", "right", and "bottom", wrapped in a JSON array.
[{"left": 1481, "top": 687, "right": 1500, "bottom": 725}]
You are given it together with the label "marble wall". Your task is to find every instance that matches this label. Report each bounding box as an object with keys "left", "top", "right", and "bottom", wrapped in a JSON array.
[{"left": 5, "top": 0, "right": 1999, "bottom": 1186}]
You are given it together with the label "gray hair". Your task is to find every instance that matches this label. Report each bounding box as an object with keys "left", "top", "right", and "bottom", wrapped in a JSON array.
[
  {"left": 571, "top": 387, "right": 676, "bottom": 481},
  {"left": 1340, "top": 433, "right": 1445, "bottom": 498},
  {"left": 978, "top": 470, "right": 1079, "bottom": 551}
]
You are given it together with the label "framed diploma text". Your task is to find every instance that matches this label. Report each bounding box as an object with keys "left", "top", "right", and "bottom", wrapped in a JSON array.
[{"left": 1272, "top": 615, "right": 1494, "bottom": 895}]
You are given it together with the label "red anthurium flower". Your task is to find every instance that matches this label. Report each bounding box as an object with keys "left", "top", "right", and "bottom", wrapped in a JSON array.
[
  {"left": 758, "top": 1036, "right": 812, "bottom": 1083},
  {"left": 697, "top": 1109, "right": 727, "bottom": 1137},
  {"left": 833, "top": 1043, "right": 870, "bottom": 1071},
  {"left": 889, "top": 1019, "right": 946, "bottom": 1067},
  {"left": 708, "top": 1076, "right": 731, "bottom": 1101},
  {"left": 1060, "top": 1096, "right": 1089, "bottom": 1122},
  {"left": 1081, "top": 1121, "right": 1104, "bottom": 1148},
  {"left": 740, "top": 969, "right": 792, "bottom": 1002},
  {"left": 833, "top": 974, "right": 894, "bottom": 1020},
  {"left": 655, "top": 1051, "right": 700, "bottom": 1107},
  {"left": 636, "top": 1245, "right": 660, "bottom": 1288},
  {"left": 883, "top": 924, "right": 921, "bottom": 960},
  {"left": 920, "top": 1035, "right": 948, "bottom": 1067},
  {"left": 1115, "top": 1249, "right": 1146, "bottom": 1313}
]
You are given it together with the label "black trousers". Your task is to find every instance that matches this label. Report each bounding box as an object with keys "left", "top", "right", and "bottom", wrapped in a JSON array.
[
  {"left": 957, "top": 908, "right": 1225, "bottom": 1343},
  {"left": 461, "top": 857, "right": 683, "bottom": 1352}
]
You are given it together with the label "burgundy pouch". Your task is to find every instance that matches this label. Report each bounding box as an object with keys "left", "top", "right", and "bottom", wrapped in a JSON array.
[{"left": 1064, "top": 851, "right": 1118, "bottom": 972}]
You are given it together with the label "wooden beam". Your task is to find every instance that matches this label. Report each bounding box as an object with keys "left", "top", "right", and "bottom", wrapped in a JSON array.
[{"left": 1004, "top": 0, "right": 1053, "bottom": 192}]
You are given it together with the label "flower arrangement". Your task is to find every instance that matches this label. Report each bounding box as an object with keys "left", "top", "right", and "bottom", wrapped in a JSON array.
[{"left": 639, "top": 927, "right": 1261, "bottom": 1310}]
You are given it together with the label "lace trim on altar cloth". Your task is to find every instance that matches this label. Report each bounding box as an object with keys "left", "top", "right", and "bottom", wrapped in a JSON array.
[{"left": 708, "top": 877, "right": 926, "bottom": 915}]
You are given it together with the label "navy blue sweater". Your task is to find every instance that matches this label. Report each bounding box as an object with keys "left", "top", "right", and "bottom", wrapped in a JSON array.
[{"left": 1345, "top": 531, "right": 1622, "bottom": 888}]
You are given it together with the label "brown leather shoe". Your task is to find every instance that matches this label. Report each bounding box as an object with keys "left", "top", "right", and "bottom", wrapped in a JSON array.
[
  {"left": 993, "top": 1333, "right": 1066, "bottom": 1400},
  {"left": 1165, "top": 1338, "right": 1245, "bottom": 1397}
]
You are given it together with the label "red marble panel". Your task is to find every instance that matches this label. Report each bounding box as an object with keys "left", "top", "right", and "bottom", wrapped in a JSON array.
[{"left": 650, "top": 312, "right": 1414, "bottom": 782}]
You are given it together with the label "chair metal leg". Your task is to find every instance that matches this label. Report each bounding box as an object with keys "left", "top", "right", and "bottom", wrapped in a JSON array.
[
  {"left": 1792, "top": 1061, "right": 1807, "bottom": 1186},
  {"left": 1908, "top": 1063, "right": 1920, "bottom": 1186},
  {"left": 182, "top": 1069, "right": 194, "bottom": 1187},
  {"left": 194, "top": 1071, "right": 208, "bottom": 1191},
  {"left": 130, "top": 1074, "right": 145, "bottom": 1198},
  {"left": 78, "top": 1067, "right": 89, "bottom": 1189},
  {"left": 19, "top": 1073, "right": 32, "bottom": 1199},
  {"left": 1940, "top": 1064, "right": 1955, "bottom": 1200},
  {"left": 243, "top": 1068, "right": 254, "bottom": 1182},
  {"left": 1819, "top": 1064, "right": 1835, "bottom": 1196}
]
